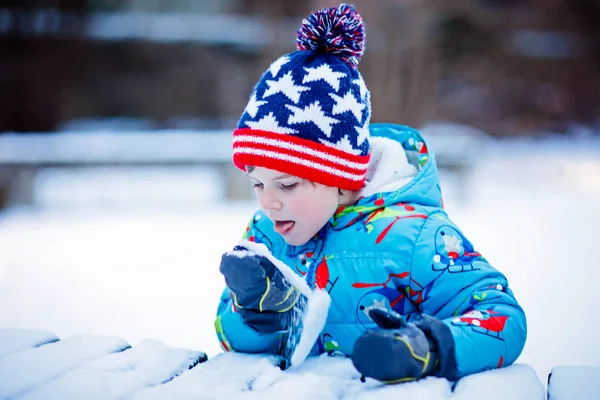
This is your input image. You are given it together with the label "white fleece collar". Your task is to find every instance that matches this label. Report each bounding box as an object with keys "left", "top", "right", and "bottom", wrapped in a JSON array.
[{"left": 359, "top": 136, "right": 418, "bottom": 197}]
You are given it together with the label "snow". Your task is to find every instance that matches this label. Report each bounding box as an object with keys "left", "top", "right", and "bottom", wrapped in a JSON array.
[
  {"left": 0, "top": 334, "right": 130, "bottom": 399},
  {"left": 1, "top": 136, "right": 600, "bottom": 398},
  {"left": 453, "top": 364, "right": 545, "bottom": 400},
  {"left": 0, "top": 336, "right": 549, "bottom": 399},
  {"left": 134, "top": 352, "right": 533, "bottom": 400},
  {"left": 289, "top": 289, "right": 330, "bottom": 369},
  {"left": 420, "top": 121, "right": 489, "bottom": 164},
  {"left": 548, "top": 366, "right": 600, "bottom": 400},
  {"left": 235, "top": 240, "right": 332, "bottom": 368},
  {"left": 0, "top": 205, "right": 254, "bottom": 359},
  {"left": 228, "top": 239, "right": 331, "bottom": 367},
  {"left": 240, "top": 239, "right": 313, "bottom": 298},
  {"left": 33, "top": 166, "right": 225, "bottom": 207},
  {"left": 19, "top": 339, "right": 206, "bottom": 400},
  {"left": 0, "top": 328, "right": 58, "bottom": 358}
]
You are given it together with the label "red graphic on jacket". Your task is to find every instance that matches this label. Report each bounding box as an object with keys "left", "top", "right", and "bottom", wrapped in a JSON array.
[
  {"left": 451, "top": 309, "right": 509, "bottom": 340},
  {"left": 408, "top": 278, "right": 436, "bottom": 306},
  {"left": 335, "top": 199, "right": 427, "bottom": 244},
  {"left": 364, "top": 203, "right": 428, "bottom": 244},
  {"left": 310, "top": 255, "right": 338, "bottom": 294}
]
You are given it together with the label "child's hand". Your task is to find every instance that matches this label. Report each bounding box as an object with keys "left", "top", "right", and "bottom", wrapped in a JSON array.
[
  {"left": 352, "top": 309, "right": 445, "bottom": 383},
  {"left": 219, "top": 246, "right": 300, "bottom": 332}
]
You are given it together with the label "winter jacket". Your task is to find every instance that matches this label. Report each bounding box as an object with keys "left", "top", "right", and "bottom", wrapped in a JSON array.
[{"left": 215, "top": 123, "right": 527, "bottom": 379}]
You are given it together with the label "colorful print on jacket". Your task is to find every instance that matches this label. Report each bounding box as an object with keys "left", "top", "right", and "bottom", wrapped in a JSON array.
[{"left": 215, "top": 123, "right": 527, "bottom": 379}]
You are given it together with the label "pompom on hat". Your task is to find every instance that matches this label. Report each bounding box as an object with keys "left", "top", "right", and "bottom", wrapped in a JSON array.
[{"left": 232, "top": 4, "right": 371, "bottom": 191}]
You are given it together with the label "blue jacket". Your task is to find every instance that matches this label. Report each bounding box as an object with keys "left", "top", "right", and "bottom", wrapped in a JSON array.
[{"left": 215, "top": 123, "right": 527, "bottom": 379}]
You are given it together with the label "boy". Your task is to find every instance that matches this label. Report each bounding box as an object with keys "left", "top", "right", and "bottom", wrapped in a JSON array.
[{"left": 215, "top": 4, "right": 526, "bottom": 383}]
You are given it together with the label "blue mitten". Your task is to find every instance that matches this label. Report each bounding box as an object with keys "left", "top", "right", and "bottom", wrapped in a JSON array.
[
  {"left": 352, "top": 309, "right": 457, "bottom": 383},
  {"left": 220, "top": 246, "right": 301, "bottom": 334}
]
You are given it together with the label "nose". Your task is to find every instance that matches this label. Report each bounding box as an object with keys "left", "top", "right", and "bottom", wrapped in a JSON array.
[{"left": 258, "top": 188, "right": 282, "bottom": 211}]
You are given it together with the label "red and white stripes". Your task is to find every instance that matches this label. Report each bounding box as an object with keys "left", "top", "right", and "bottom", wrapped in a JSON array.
[{"left": 233, "top": 128, "right": 369, "bottom": 190}]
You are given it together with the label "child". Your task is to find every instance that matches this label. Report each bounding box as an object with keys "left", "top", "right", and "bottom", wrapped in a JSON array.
[{"left": 215, "top": 4, "right": 526, "bottom": 383}]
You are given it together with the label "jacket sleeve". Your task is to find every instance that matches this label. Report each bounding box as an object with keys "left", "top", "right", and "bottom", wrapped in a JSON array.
[
  {"left": 409, "top": 212, "right": 527, "bottom": 379},
  {"left": 215, "top": 287, "right": 287, "bottom": 354},
  {"left": 214, "top": 210, "right": 287, "bottom": 354}
]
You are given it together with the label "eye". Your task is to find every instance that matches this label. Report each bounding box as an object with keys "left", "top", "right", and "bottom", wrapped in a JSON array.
[
  {"left": 253, "top": 182, "right": 263, "bottom": 189},
  {"left": 280, "top": 182, "right": 298, "bottom": 191}
]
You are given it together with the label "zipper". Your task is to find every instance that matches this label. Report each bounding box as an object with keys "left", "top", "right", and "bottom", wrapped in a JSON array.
[{"left": 304, "top": 221, "right": 330, "bottom": 289}]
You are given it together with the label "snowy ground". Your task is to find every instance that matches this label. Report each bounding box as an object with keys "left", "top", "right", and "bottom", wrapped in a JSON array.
[
  {"left": 1, "top": 137, "right": 600, "bottom": 396},
  {"left": 0, "top": 331, "right": 546, "bottom": 399}
]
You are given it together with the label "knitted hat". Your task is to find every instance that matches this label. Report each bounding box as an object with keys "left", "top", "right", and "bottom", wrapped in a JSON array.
[{"left": 232, "top": 4, "right": 371, "bottom": 191}]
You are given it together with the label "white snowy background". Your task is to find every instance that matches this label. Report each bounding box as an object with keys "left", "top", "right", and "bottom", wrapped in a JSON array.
[{"left": 1, "top": 131, "right": 600, "bottom": 398}]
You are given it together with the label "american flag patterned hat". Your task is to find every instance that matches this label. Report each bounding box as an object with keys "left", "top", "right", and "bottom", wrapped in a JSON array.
[{"left": 233, "top": 4, "right": 371, "bottom": 190}]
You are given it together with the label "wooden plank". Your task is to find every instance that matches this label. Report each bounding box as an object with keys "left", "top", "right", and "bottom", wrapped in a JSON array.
[{"left": 0, "top": 335, "right": 130, "bottom": 399}]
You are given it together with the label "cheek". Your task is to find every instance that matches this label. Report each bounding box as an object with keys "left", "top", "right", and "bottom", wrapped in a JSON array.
[{"left": 288, "top": 192, "right": 337, "bottom": 224}]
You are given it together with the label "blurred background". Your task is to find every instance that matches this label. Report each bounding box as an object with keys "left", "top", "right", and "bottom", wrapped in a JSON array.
[
  {"left": 1, "top": 0, "right": 599, "bottom": 387},
  {"left": 2, "top": 0, "right": 600, "bottom": 135}
]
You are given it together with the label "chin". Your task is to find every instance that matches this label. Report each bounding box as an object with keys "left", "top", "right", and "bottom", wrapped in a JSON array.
[{"left": 282, "top": 235, "right": 310, "bottom": 247}]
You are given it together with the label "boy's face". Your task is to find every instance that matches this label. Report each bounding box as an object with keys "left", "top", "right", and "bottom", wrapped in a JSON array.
[{"left": 247, "top": 167, "right": 341, "bottom": 246}]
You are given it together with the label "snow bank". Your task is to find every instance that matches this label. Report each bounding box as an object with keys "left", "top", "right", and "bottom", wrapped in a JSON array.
[{"left": 548, "top": 366, "right": 600, "bottom": 400}]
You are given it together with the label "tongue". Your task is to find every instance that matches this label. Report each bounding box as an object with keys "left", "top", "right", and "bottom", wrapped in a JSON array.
[{"left": 274, "top": 221, "right": 294, "bottom": 234}]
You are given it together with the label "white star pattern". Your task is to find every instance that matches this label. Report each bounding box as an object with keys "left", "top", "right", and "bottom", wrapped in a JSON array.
[
  {"left": 263, "top": 71, "right": 310, "bottom": 104},
  {"left": 268, "top": 55, "right": 290, "bottom": 78},
  {"left": 244, "top": 92, "right": 267, "bottom": 118},
  {"left": 363, "top": 298, "right": 387, "bottom": 319},
  {"left": 355, "top": 123, "right": 370, "bottom": 146},
  {"left": 353, "top": 76, "right": 368, "bottom": 99},
  {"left": 286, "top": 101, "right": 339, "bottom": 137},
  {"left": 302, "top": 64, "right": 346, "bottom": 91},
  {"left": 330, "top": 90, "right": 365, "bottom": 122},
  {"left": 321, "top": 135, "right": 362, "bottom": 155},
  {"left": 245, "top": 111, "right": 298, "bottom": 134},
  {"left": 364, "top": 103, "right": 372, "bottom": 123}
]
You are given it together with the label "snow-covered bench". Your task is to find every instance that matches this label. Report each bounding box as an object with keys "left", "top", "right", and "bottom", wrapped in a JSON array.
[
  {"left": 0, "top": 124, "right": 485, "bottom": 208},
  {"left": 547, "top": 366, "right": 600, "bottom": 400},
  {"left": 0, "top": 328, "right": 207, "bottom": 400},
  {"left": 0, "top": 130, "right": 249, "bottom": 206},
  {"left": 0, "top": 328, "right": 558, "bottom": 400}
]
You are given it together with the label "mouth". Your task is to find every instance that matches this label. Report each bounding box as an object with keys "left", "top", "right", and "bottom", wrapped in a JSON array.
[{"left": 274, "top": 220, "right": 295, "bottom": 235}]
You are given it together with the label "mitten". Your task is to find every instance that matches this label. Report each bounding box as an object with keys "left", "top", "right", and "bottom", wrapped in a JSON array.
[
  {"left": 220, "top": 246, "right": 301, "bottom": 333},
  {"left": 352, "top": 309, "right": 457, "bottom": 383}
]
